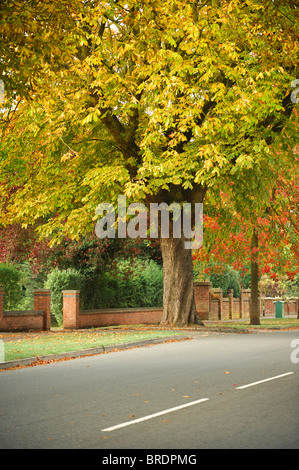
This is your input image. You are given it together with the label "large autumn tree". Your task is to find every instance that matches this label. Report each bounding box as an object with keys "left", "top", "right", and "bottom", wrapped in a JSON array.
[{"left": 0, "top": 0, "right": 298, "bottom": 325}]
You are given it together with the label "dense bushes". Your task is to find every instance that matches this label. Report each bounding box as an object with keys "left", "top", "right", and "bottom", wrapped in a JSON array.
[
  {"left": 45, "top": 259, "right": 163, "bottom": 326},
  {"left": 2, "top": 253, "right": 247, "bottom": 328},
  {"left": 208, "top": 265, "right": 241, "bottom": 297},
  {"left": 102, "top": 259, "right": 163, "bottom": 309},
  {"left": 194, "top": 260, "right": 242, "bottom": 297},
  {"left": 0, "top": 262, "right": 23, "bottom": 310},
  {"left": 0, "top": 257, "right": 163, "bottom": 326},
  {"left": 45, "top": 267, "right": 84, "bottom": 326}
]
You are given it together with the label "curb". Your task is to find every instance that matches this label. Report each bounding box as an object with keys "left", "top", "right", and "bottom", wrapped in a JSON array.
[{"left": 0, "top": 335, "right": 191, "bottom": 370}]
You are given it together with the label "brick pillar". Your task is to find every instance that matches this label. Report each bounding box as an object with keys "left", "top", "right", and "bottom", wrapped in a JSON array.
[
  {"left": 240, "top": 290, "right": 244, "bottom": 318},
  {"left": 0, "top": 288, "right": 4, "bottom": 323},
  {"left": 63, "top": 290, "right": 80, "bottom": 329},
  {"left": 264, "top": 298, "right": 273, "bottom": 317},
  {"left": 34, "top": 289, "right": 51, "bottom": 331},
  {"left": 228, "top": 289, "right": 234, "bottom": 320},
  {"left": 260, "top": 295, "right": 263, "bottom": 317},
  {"left": 194, "top": 282, "right": 211, "bottom": 320},
  {"left": 213, "top": 288, "right": 223, "bottom": 320}
]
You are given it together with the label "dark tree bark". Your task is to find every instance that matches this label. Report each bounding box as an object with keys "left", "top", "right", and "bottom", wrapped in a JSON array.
[
  {"left": 145, "top": 184, "right": 206, "bottom": 327},
  {"left": 160, "top": 235, "right": 204, "bottom": 327},
  {"left": 250, "top": 228, "right": 261, "bottom": 325}
]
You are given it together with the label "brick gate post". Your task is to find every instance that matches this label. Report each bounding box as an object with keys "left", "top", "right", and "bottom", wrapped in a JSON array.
[
  {"left": 194, "top": 282, "right": 211, "bottom": 320},
  {"left": 63, "top": 290, "right": 80, "bottom": 329},
  {"left": 34, "top": 289, "right": 51, "bottom": 330},
  {"left": 228, "top": 289, "right": 234, "bottom": 320}
]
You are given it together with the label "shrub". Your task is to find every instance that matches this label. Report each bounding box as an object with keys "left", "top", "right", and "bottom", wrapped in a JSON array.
[
  {"left": 80, "top": 258, "right": 163, "bottom": 309},
  {"left": 12, "top": 262, "right": 47, "bottom": 310},
  {"left": 104, "top": 258, "right": 163, "bottom": 308},
  {"left": 45, "top": 267, "right": 84, "bottom": 326},
  {"left": 208, "top": 264, "right": 241, "bottom": 297},
  {"left": 0, "top": 262, "right": 23, "bottom": 310},
  {"left": 45, "top": 259, "right": 163, "bottom": 326}
]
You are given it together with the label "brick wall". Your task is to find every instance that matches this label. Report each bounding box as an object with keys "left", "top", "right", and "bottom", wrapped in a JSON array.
[
  {"left": 285, "top": 301, "right": 298, "bottom": 315},
  {"left": 62, "top": 290, "right": 163, "bottom": 329},
  {"left": 263, "top": 297, "right": 298, "bottom": 317},
  {"left": 210, "top": 289, "right": 222, "bottom": 320},
  {"left": 62, "top": 290, "right": 80, "bottom": 329},
  {"left": 70, "top": 283, "right": 296, "bottom": 327},
  {"left": 34, "top": 290, "right": 51, "bottom": 330},
  {"left": 1, "top": 311, "right": 45, "bottom": 331},
  {"left": 194, "top": 282, "right": 211, "bottom": 320},
  {"left": 79, "top": 307, "right": 163, "bottom": 329},
  {"left": 210, "top": 287, "right": 251, "bottom": 321},
  {"left": 221, "top": 299, "right": 230, "bottom": 320},
  {"left": 196, "top": 283, "right": 253, "bottom": 321},
  {"left": 64, "top": 283, "right": 299, "bottom": 330},
  {"left": 2, "top": 285, "right": 296, "bottom": 333},
  {"left": 210, "top": 288, "right": 298, "bottom": 321},
  {"left": 264, "top": 298, "right": 274, "bottom": 316},
  {"left": 0, "top": 289, "right": 51, "bottom": 332}
]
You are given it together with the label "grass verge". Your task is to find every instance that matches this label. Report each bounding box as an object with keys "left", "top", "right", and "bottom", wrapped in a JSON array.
[
  {"left": 1, "top": 318, "right": 298, "bottom": 362},
  {"left": 206, "top": 318, "right": 299, "bottom": 331},
  {"left": 1, "top": 329, "right": 185, "bottom": 362}
]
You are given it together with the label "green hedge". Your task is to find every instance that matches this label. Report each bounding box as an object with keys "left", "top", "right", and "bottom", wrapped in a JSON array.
[
  {"left": 194, "top": 260, "right": 242, "bottom": 297},
  {"left": 45, "top": 259, "right": 163, "bottom": 326},
  {"left": 45, "top": 268, "right": 84, "bottom": 326},
  {"left": 102, "top": 259, "right": 163, "bottom": 309},
  {"left": 0, "top": 263, "right": 23, "bottom": 310},
  {"left": 208, "top": 264, "right": 241, "bottom": 297}
]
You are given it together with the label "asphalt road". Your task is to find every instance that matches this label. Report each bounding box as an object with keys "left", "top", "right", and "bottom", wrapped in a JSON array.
[{"left": 0, "top": 330, "right": 298, "bottom": 450}]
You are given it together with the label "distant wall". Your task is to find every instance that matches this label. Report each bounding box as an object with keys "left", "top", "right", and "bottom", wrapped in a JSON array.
[
  {"left": 208, "top": 286, "right": 252, "bottom": 321},
  {"left": 194, "top": 283, "right": 298, "bottom": 321},
  {"left": 263, "top": 297, "right": 298, "bottom": 316}
]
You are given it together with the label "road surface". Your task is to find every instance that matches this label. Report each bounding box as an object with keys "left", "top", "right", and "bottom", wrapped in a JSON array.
[{"left": 0, "top": 330, "right": 298, "bottom": 450}]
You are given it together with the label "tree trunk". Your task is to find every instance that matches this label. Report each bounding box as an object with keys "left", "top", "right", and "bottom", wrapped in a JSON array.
[
  {"left": 250, "top": 228, "right": 261, "bottom": 325},
  {"left": 160, "top": 235, "right": 204, "bottom": 327}
]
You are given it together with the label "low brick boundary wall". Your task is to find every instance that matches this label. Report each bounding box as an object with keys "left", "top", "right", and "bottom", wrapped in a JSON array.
[
  {"left": 2, "top": 284, "right": 297, "bottom": 333},
  {"left": 63, "top": 290, "right": 163, "bottom": 329},
  {"left": 194, "top": 282, "right": 211, "bottom": 320},
  {"left": 63, "top": 287, "right": 299, "bottom": 330},
  {"left": 2, "top": 310, "right": 45, "bottom": 331},
  {"left": 194, "top": 282, "right": 252, "bottom": 321},
  {"left": 263, "top": 297, "right": 298, "bottom": 317},
  {"left": 209, "top": 288, "right": 251, "bottom": 321},
  {"left": 0, "top": 289, "right": 51, "bottom": 332},
  {"left": 79, "top": 307, "right": 163, "bottom": 329},
  {"left": 209, "top": 287, "right": 298, "bottom": 321}
]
